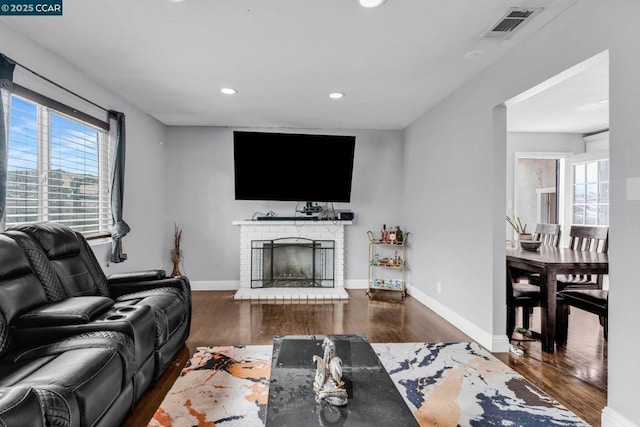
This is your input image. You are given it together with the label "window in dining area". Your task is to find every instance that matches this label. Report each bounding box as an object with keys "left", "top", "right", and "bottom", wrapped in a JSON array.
[{"left": 572, "top": 159, "right": 609, "bottom": 226}]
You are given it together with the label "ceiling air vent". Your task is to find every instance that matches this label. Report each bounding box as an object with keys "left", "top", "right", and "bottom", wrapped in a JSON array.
[{"left": 482, "top": 8, "right": 541, "bottom": 39}]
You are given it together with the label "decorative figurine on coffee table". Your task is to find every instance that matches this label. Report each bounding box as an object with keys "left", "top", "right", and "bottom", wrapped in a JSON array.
[{"left": 312, "top": 337, "right": 348, "bottom": 406}]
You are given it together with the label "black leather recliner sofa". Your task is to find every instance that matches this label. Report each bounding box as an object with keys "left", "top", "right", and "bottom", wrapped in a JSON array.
[{"left": 0, "top": 222, "right": 192, "bottom": 426}]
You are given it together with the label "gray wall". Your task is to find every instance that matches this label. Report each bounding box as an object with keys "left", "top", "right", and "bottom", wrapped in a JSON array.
[
  {"left": 164, "top": 126, "right": 404, "bottom": 283},
  {"left": 401, "top": 0, "right": 639, "bottom": 424},
  {"left": 0, "top": 22, "right": 169, "bottom": 275}
]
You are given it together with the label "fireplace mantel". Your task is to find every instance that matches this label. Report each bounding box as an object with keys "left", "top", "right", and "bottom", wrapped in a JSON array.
[{"left": 233, "top": 220, "right": 352, "bottom": 300}]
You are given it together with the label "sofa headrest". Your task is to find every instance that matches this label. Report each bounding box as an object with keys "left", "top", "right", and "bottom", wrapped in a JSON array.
[
  {"left": 0, "top": 235, "right": 32, "bottom": 278},
  {"left": 9, "top": 222, "right": 81, "bottom": 260}
]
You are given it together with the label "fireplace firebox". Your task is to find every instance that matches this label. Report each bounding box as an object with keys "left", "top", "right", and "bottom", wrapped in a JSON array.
[{"left": 251, "top": 238, "right": 335, "bottom": 288}]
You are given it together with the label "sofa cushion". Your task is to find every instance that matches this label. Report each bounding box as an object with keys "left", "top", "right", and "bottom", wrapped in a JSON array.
[
  {"left": 0, "top": 236, "right": 49, "bottom": 328},
  {"left": 9, "top": 222, "right": 81, "bottom": 260},
  {"left": 8, "top": 224, "right": 111, "bottom": 298},
  {"left": 0, "top": 275, "right": 49, "bottom": 324},
  {"left": 4, "top": 230, "right": 68, "bottom": 303},
  {"left": 1, "top": 348, "right": 124, "bottom": 426},
  {"left": 47, "top": 258, "right": 102, "bottom": 297},
  {"left": 0, "top": 331, "right": 135, "bottom": 427},
  {"left": 0, "top": 236, "right": 33, "bottom": 278}
]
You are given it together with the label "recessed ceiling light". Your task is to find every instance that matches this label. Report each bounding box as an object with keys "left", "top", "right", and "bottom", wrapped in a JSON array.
[
  {"left": 329, "top": 92, "right": 344, "bottom": 99},
  {"left": 359, "top": 0, "right": 385, "bottom": 8},
  {"left": 220, "top": 88, "right": 237, "bottom": 95}
]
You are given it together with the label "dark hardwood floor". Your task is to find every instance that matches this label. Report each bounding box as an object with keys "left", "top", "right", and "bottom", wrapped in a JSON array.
[{"left": 125, "top": 290, "right": 606, "bottom": 426}]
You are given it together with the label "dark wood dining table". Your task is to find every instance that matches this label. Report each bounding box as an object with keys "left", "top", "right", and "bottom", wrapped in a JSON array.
[{"left": 506, "top": 246, "right": 609, "bottom": 353}]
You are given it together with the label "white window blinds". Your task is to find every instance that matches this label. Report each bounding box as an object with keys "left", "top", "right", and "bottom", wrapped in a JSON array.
[{"left": 6, "top": 91, "right": 111, "bottom": 236}]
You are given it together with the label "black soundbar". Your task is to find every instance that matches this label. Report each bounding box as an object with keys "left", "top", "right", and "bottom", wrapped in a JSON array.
[
  {"left": 256, "top": 216, "right": 320, "bottom": 221},
  {"left": 255, "top": 216, "right": 353, "bottom": 221}
]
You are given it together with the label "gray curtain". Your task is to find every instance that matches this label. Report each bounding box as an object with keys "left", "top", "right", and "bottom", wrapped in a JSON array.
[
  {"left": 0, "top": 54, "right": 16, "bottom": 231},
  {"left": 108, "top": 110, "right": 130, "bottom": 262}
]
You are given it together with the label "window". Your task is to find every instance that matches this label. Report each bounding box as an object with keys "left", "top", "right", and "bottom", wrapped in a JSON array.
[
  {"left": 572, "top": 159, "right": 609, "bottom": 226},
  {"left": 6, "top": 89, "right": 111, "bottom": 236}
]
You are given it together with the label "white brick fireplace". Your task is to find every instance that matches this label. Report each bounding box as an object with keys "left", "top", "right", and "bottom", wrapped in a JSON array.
[{"left": 232, "top": 221, "right": 351, "bottom": 300}]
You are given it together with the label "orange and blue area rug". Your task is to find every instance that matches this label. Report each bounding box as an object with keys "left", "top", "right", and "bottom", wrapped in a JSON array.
[{"left": 149, "top": 342, "right": 587, "bottom": 426}]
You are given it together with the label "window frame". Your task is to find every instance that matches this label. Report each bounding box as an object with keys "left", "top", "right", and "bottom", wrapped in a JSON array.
[
  {"left": 6, "top": 85, "right": 112, "bottom": 238},
  {"left": 564, "top": 147, "right": 609, "bottom": 231},
  {"left": 571, "top": 158, "right": 609, "bottom": 227}
]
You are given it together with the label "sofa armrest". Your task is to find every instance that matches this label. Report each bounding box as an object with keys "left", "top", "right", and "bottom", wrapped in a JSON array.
[
  {"left": 107, "top": 269, "right": 166, "bottom": 285},
  {"left": 0, "top": 387, "right": 45, "bottom": 427},
  {"left": 13, "top": 296, "right": 114, "bottom": 327},
  {"left": 109, "top": 277, "right": 187, "bottom": 299}
]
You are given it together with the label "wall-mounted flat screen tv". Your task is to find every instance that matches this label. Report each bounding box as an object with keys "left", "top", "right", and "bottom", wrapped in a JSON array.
[{"left": 234, "top": 131, "right": 356, "bottom": 203}]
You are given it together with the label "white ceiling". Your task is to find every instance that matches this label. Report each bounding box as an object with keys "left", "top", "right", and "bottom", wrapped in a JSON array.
[
  {"left": 1, "top": 0, "right": 606, "bottom": 133},
  {"left": 507, "top": 52, "right": 609, "bottom": 134}
]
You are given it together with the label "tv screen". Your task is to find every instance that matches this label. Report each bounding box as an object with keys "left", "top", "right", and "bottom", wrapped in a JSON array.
[{"left": 234, "top": 131, "right": 356, "bottom": 203}]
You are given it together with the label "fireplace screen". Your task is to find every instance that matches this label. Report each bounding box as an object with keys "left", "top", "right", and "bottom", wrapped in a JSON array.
[{"left": 251, "top": 238, "right": 335, "bottom": 288}]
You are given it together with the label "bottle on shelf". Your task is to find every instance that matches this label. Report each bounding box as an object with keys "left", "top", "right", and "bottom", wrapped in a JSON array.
[
  {"left": 396, "top": 226, "right": 403, "bottom": 243},
  {"left": 389, "top": 227, "right": 397, "bottom": 244},
  {"left": 374, "top": 252, "right": 380, "bottom": 265},
  {"left": 394, "top": 250, "right": 402, "bottom": 266}
]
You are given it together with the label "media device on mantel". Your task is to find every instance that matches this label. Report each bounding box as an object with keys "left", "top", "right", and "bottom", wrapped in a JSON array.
[
  {"left": 255, "top": 211, "right": 354, "bottom": 221},
  {"left": 233, "top": 131, "right": 356, "bottom": 205},
  {"left": 337, "top": 210, "right": 355, "bottom": 220}
]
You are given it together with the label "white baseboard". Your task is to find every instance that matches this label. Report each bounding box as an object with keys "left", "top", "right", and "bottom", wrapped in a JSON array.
[
  {"left": 406, "top": 284, "right": 510, "bottom": 353},
  {"left": 345, "top": 279, "right": 368, "bottom": 289},
  {"left": 191, "top": 280, "right": 239, "bottom": 291},
  {"left": 602, "top": 407, "right": 639, "bottom": 427}
]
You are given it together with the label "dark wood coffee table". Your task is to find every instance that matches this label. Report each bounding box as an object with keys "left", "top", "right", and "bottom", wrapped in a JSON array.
[{"left": 266, "top": 334, "right": 418, "bottom": 426}]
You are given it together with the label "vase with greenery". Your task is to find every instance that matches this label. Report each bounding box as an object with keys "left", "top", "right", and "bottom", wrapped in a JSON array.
[
  {"left": 506, "top": 215, "right": 531, "bottom": 240},
  {"left": 171, "top": 223, "right": 183, "bottom": 276}
]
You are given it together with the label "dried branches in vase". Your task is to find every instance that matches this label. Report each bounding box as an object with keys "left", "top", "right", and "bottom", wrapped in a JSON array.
[{"left": 171, "top": 223, "right": 183, "bottom": 277}]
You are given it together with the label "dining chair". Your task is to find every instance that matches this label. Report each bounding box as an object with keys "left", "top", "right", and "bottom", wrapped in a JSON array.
[
  {"left": 514, "top": 223, "right": 561, "bottom": 284},
  {"left": 507, "top": 223, "right": 561, "bottom": 338},
  {"left": 556, "top": 225, "right": 609, "bottom": 290},
  {"left": 506, "top": 266, "right": 541, "bottom": 338},
  {"left": 532, "top": 223, "right": 561, "bottom": 247},
  {"left": 556, "top": 289, "right": 608, "bottom": 346}
]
